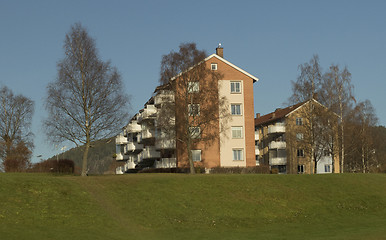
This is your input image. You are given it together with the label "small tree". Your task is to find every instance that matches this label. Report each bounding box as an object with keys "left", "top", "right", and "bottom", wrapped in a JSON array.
[
  {"left": 44, "top": 23, "right": 129, "bottom": 176},
  {"left": 0, "top": 86, "right": 34, "bottom": 172},
  {"left": 158, "top": 43, "right": 230, "bottom": 174}
]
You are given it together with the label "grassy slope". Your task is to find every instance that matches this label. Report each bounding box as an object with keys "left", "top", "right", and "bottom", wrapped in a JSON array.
[{"left": 1, "top": 173, "right": 386, "bottom": 240}]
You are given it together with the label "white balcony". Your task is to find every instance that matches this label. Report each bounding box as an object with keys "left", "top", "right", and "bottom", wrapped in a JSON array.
[
  {"left": 116, "top": 166, "right": 124, "bottom": 174},
  {"left": 116, "top": 152, "right": 124, "bottom": 161},
  {"left": 124, "top": 160, "right": 136, "bottom": 170},
  {"left": 116, "top": 134, "right": 128, "bottom": 144},
  {"left": 269, "top": 141, "right": 286, "bottom": 149},
  {"left": 255, "top": 145, "right": 260, "bottom": 155},
  {"left": 269, "top": 157, "right": 287, "bottom": 166},
  {"left": 155, "top": 138, "right": 176, "bottom": 149},
  {"left": 141, "top": 129, "right": 155, "bottom": 140},
  {"left": 268, "top": 124, "right": 285, "bottom": 134},
  {"left": 154, "top": 158, "right": 177, "bottom": 168},
  {"left": 126, "top": 121, "right": 141, "bottom": 133},
  {"left": 154, "top": 91, "right": 174, "bottom": 106},
  {"left": 255, "top": 131, "right": 259, "bottom": 141},
  {"left": 138, "top": 105, "right": 157, "bottom": 123},
  {"left": 126, "top": 141, "right": 143, "bottom": 152},
  {"left": 141, "top": 146, "right": 161, "bottom": 159},
  {"left": 116, "top": 152, "right": 128, "bottom": 161}
]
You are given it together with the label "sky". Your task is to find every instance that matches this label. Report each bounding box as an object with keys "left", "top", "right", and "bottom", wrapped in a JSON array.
[{"left": 1, "top": 0, "right": 385, "bottom": 163}]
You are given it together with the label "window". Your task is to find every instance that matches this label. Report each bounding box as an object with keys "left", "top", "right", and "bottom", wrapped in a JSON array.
[
  {"left": 230, "top": 81, "right": 241, "bottom": 93},
  {"left": 191, "top": 150, "right": 201, "bottom": 161},
  {"left": 233, "top": 149, "right": 244, "bottom": 161},
  {"left": 189, "top": 126, "right": 201, "bottom": 139},
  {"left": 297, "top": 149, "right": 304, "bottom": 157},
  {"left": 296, "top": 133, "right": 304, "bottom": 141},
  {"left": 324, "top": 164, "right": 331, "bottom": 173},
  {"left": 296, "top": 117, "right": 303, "bottom": 126},
  {"left": 231, "top": 126, "right": 243, "bottom": 139},
  {"left": 231, "top": 104, "right": 242, "bottom": 115},
  {"left": 298, "top": 165, "right": 305, "bottom": 174},
  {"left": 323, "top": 150, "right": 330, "bottom": 156},
  {"left": 211, "top": 63, "right": 217, "bottom": 70},
  {"left": 188, "top": 104, "right": 200, "bottom": 116},
  {"left": 188, "top": 82, "right": 199, "bottom": 93}
]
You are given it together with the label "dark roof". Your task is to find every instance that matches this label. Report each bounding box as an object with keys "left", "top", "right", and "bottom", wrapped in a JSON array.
[{"left": 255, "top": 101, "right": 305, "bottom": 126}]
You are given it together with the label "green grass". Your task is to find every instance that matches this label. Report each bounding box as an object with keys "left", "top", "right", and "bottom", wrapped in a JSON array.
[{"left": 1, "top": 173, "right": 386, "bottom": 239}]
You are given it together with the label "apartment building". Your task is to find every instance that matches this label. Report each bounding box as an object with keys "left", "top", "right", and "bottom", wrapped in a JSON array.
[
  {"left": 255, "top": 99, "right": 340, "bottom": 174},
  {"left": 116, "top": 46, "right": 259, "bottom": 173}
]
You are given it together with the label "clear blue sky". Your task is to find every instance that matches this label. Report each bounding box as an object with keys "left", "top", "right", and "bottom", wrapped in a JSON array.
[{"left": 1, "top": 0, "right": 385, "bottom": 163}]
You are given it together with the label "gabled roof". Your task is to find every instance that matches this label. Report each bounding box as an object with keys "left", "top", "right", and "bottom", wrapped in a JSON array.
[
  {"left": 205, "top": 54, "right": 259, "bottom": 83},
  {"left": 255, "top": 98, "right": 338, "bottom": 126},
  {"left": 255, "top": 101, "right": 304, "bottom": 126},
  {"left": 170, "top": 53, "right": 259, "bottom": 83}
]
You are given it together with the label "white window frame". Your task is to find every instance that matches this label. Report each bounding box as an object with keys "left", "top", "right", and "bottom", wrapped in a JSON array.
[
  {"left": 296, "top": 133, "right": 304, "bottom": 141},
  {"left": 324, "top": 164, "right": 331, "bottom": 173},
  {"left": 298, "top": 165, "right": 305, "bottom": 174},
  {"left": 188, "top": 81, "right": 199, "bottom": 93},
  {"left": 230, "top": 81, "right": 241, "bottom": 93},
  {"left": 297, "top": 149, "right": 304, "bottom": 157},
  {"left": 191, "top": 150, "right": 201, "bottom": 162},
  {"left": 231, "top": 126, "right": 243, "bottom": 139},
  {"left": 189, "top": 126, "right": 201, "bottom": 139},
  {"left": 188, "top": 104, "right": 200, "bottom": 116},
  {"left": 232, "top": 149, "right": 244, "bottom": 161},
  {"left": 231, "top": 104, "right": 242, "bottom": 115},
  {"left": 296, "top": 117, "right": 303, "bottom": 126},
  {"left": 211, "top": 63, "right": 218, "bottom": 71}
]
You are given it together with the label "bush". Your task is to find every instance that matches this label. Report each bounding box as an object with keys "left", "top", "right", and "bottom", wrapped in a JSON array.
[
  {"left": 210, "top": 166, "right": 270, "bottom": 174},
  {"left": 29, "top": 159, "right": 75, "bottom": 174}
]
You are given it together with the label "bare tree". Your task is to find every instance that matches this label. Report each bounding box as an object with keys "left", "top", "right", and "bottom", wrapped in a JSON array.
[
  {"left": 320, "top": 65, "right": 354, "bottom": 173},
  {"left": 158, "top": 43, "right": 230, "bottom": 174},
  {"left": 44, "top": 23, "right": 129, "bottom": 176},
  {"left": 289, "top": 55, "right": 322, "bottom": 104},
  {"left": 0, "top": 86, "right": 34, "bottom": 172},
  {"left": 345, "top": 100, "right": 378, "bottom": 173}
]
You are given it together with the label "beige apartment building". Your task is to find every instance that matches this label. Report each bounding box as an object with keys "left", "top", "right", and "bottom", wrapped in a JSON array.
[
  {"left": 255, "top": 99, "right": 340, "bottom": 174},
  {"left": 115, "top": 46, "right": 259, "bottom": 173}
]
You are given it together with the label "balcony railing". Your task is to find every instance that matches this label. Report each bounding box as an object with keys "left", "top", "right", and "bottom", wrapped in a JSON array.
[
  {"left": 115, "top": 152, "right": 129, "bottom": 161},
  {"left": 141, "top": 129, "right": 155, "bottom": 140},
  {"left": 255, "top": 145, "right": 260, "bottom": 155},
  {"left": 269, "top": 141, "right": 286, "bottom": 149},
  {"left": 138, "top": 105, "right": 157, "bottom": 123},
  {"left": 255, "top": 132, "right": 259, "bottom": 141},
  {"left": 268, "top": 124, "right": 285, "bottom": 134},
  {"left": 116, "top": 134, "right": 128, "bottom": 144},
  {"left": 141, "top": 146, "right": 161, "bottom": 159},
  {"left": 126, "top": 141, "right": 143, "bottom": 152},
  {"left": 154, "top": 158, "right": 177, "bottom": 168},
  {"left": 269, "top": 157, "right": 287, "bottom": 166},
  {"left": 155, "top": 138, "right": 176, "bottom": 149},
  {"left": 126, "top": 122, "right": 141, "bottom": 133},
  {"left": 116, "top": 166, "right": 124, "bottom": 174}
]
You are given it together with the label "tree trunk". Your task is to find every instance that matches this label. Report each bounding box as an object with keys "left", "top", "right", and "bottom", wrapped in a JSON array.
[{"left": 81, "top": 140, "right": 90, "bottom": 176}]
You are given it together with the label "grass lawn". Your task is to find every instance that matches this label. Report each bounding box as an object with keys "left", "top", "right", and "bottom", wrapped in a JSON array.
[{"left": 1, "top": 173, "right": 386, "bottom": 239}]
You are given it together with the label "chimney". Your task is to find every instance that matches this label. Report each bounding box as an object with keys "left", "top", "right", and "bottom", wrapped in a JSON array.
[
  {"left": 216, "top": 43, "right": 223, "bottom": 58},
  {"left": 256, "top": 113, "right": 260, "bottom": 119}
]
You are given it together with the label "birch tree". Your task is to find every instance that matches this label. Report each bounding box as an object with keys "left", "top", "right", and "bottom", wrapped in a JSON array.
[
  {"left": 44, "top": 23, "right": 129, "bottom": 176},
  {"left": 320, "top": 65, "right": 354, "bottom": 173}
]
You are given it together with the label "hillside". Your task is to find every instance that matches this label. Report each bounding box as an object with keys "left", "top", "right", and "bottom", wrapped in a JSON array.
[
  {"left": 47, "top": 137, "right": 116, "bottom": 174},
  {"left": 1, "top": 173, "right": 386, "bottom": 240}
]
